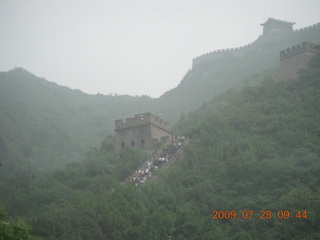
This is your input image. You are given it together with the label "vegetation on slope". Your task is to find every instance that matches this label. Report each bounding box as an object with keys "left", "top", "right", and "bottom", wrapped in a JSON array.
[
  {"left": 0, "top": 68, "right": 152, "bottom": 178},
  {"left": 1, "top": 26, "right": 319, "bottom": 177},
  {"left": 0, "top": 51, "right": 319, "bottom": 239},
  {"left": 0, "top": 205, "right": 39, "bottom": 240}
]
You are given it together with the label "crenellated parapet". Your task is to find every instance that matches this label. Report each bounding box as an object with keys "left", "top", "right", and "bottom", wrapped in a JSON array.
[
  {"left": 280, "top": 42, "right": 319, "bottom": 61},
  {"left": 294, "top": 22, "right": 320, "bottom": 33},
  {"left": 192, "top": 21, "right": 320, "bottom": 69},
  {"left": 192, "top": 41, "right": 258, "bottom": 68},
  {"left": 115, "top": 112, "right": 171, "bottom": 133}
]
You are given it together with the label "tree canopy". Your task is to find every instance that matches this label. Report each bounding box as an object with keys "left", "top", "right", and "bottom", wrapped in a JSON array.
[{"left": 1, "top": 52, "right": 320, "bottom": 239}]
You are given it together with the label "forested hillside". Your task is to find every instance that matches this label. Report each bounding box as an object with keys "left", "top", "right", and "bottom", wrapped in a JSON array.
[
  {"left": 0, "top": 68, "right": 153, "bottom": 178},
  {"left": 1, "top": 49, "right": 319, "bottom": 240}
]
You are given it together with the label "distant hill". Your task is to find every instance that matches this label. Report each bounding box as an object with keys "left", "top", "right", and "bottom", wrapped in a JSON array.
[{"left": 0, "top": 68, "right": 153, "bottom": 177}]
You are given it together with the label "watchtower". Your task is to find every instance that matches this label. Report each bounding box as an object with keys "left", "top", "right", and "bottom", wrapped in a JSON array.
[
  {"left": 274, "top": 42, "right": 319, "bottom": 81},
  {"left": 114, "top": 112, "right": 172, "bottom": 153},
  {"left": 261, "top": 18, "right": 295, "bottom": 36}
]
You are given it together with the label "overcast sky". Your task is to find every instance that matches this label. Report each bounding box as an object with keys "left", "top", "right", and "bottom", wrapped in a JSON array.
[{"left": 1, "top": 0, "right": 320, "bottom": 98}]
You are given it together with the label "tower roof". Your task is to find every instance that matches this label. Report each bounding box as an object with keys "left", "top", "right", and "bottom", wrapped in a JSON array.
[
  {"left": 260, "top": 18, "right": 295, "bottom": 36},
  {"left": 260, "top": 18, "right": 295, "bottom": 27}
]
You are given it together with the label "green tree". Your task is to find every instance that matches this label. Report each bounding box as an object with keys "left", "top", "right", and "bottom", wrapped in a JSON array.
[{"left": 0, "top": 205, "right": 39, "bottom": 240}]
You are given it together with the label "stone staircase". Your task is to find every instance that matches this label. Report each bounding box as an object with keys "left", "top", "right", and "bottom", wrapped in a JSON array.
[{"left": 121, "top": 138, "right": 190, "bottom": 186}]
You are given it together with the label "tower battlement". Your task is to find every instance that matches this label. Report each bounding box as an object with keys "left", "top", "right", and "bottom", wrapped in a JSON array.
[
  {"left": 115, "top": 112, "right": 171, "bottom": 133},
  {"left": 114, "top": 112, "right": 172, "bottom": 152},
  {"left": 274, "top": 41, "right": 319, "bottom": 81},
  {"left": 280, "top": 42, "right": 319, "bottom": 61}
]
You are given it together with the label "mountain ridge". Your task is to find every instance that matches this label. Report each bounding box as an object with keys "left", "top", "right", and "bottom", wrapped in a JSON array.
[{"left": 0, "top": 68, "right": 153, "bottom": 177}]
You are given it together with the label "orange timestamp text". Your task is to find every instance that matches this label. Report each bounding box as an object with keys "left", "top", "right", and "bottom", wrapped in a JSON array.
[{"left": 211, "top": 210, "right": 307, "bottom": 220}]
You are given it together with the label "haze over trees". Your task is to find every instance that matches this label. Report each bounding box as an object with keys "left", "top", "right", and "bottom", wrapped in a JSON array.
[
  {"left": 1, "top": 52, "right": 320, "bottom": 239},
  {"left": 0, "top": 20, "right": 320, "bottom": 239},
  {"left": 1, "top": 21, "right": 320, "bottom": 178},
  {"left": 0, "top": 68, "right": 153, "bottom": 177}
]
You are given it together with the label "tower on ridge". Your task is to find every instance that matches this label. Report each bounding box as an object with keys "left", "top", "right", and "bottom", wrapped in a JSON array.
[{"left": 261, "top": 18, "right": 295, "bottom": 36}]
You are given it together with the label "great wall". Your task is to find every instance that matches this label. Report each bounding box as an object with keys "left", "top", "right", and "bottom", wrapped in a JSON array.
[
  {"left": 192, "top": 19, "right": 320, "bottom": 69},
  {"left": 117, "top": 18, "right": 320, "bottom": 187},
  {"left": 280, "top": 41, "right": 319, "bottom": 61},
  {"left": 115, "top": 19, "right": 320, "bottom": 154},
  {"left": 274, "top": 41, "right": 319, "bottom": 81}
]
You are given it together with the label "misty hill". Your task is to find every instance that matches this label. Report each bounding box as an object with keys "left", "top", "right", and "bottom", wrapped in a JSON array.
[
  {"left": 0, "top": 68, "right": 153, "bottom": 177},
  {"left": 1, "top": 50, "right": 319, "bottom": 239},
  {"left": 1, "top": 19, "right": 319, "bottom": 177},
  {"left": 156, "top": 20, "right": 320, "bottom": 123}
]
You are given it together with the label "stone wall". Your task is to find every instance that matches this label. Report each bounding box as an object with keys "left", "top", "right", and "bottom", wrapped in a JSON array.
[
  {"left": 274, "top": 42, "right": 319, "bottom": 81},
  {"left": 280, "top": 42, "right": 319, "bottom": 61}
]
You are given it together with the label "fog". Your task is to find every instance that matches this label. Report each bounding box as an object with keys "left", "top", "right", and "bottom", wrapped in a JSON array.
[{"left": 1, "top": 0, "right": 319, "bottom": 98}]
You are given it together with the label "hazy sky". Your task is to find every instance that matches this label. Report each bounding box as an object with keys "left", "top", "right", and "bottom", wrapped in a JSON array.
[{"left": 1, "top": 0, "right": 320, "bottom": 98}]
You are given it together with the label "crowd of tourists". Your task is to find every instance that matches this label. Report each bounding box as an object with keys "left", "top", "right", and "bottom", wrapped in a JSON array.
[{"left": 131, "top": 136, "right": 186, "bottom": 186}]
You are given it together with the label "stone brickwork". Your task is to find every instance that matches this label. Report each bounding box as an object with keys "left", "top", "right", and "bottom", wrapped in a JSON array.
[
  {"left": 114, "top": 112, "right": 171, "bottom": 153},
  {"left": 280, "top": 42, "right": 319, "bottom": 61},
  {"left": 274, "top": 42, "right": 319, "bottom": 81}
]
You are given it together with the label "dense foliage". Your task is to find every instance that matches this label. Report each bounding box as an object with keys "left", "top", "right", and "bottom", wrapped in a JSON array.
[
  {"left": 170, "top": 62, "right": 320, "bottom": 239},
  {"left": 0, "top": 205, "right": 38, "bottom": 240},
  {"left": 0, "top": 54, "right": 319, "bottom": 239}
]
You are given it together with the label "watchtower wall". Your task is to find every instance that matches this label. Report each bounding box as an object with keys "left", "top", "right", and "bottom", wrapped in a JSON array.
[
  {"left": 280, "top": 42, "right": 319, "bottom": 61},
  {"left": 274, "top": 42, "right": 319, "bottom": 81},
  {"left": 260, "top": 18, "right": 295, "bottom": 36},
  {"left": 115, "top": 112, "right": 171, "bottom": 133},
  {"left": 114, "top": 113, "right": 172, "bottom": 152}
]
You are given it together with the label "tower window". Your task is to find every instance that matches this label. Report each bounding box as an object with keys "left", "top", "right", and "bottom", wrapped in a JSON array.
[
  {"left": 121, "top": 142, "right": 125, "bottom": 148},
  {"left": 131, "top": 140, "right": 135, "bottom": 146},
  {"left": 141, "top": 139, "right": 145, "bottom": 145}
]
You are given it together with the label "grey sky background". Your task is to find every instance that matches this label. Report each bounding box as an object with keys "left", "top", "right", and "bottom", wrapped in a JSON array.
[{"left": 1, "top": 0, "right": 320, "bottom": 98}]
